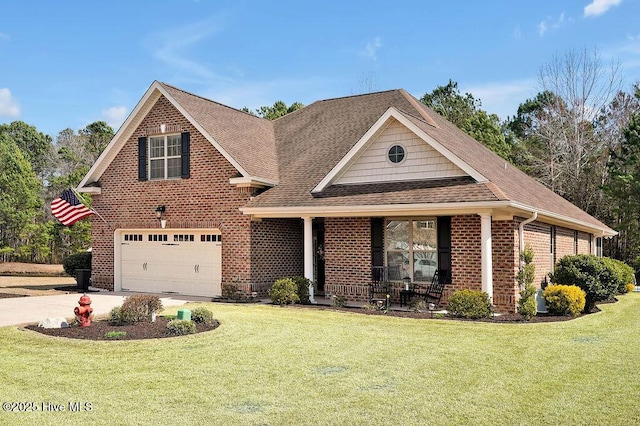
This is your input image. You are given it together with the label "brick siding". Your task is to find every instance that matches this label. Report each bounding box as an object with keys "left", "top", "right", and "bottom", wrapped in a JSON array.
[
  {"left": 250, "top": 218, "right": 304, "bottom": 295},
  {"left": 324, "top": 217, "right": 372, "bottom": 302},
  {"left": 90, "top": 95, "right": 295, "bottom": 295}
]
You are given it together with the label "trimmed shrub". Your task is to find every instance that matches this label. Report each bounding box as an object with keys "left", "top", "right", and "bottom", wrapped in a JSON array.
[
  {"left": 166, "top": 319, "right": 196, "bottom": 335},
  {"left": 111, "top": 295, "right": 163, "bottom": 324},
  {"left": 550, "top": 255, "right": 618, "bottom": 312},
  {"left": 517, "top": 285, "right": 537, "bottom": 320},
  {"left": 332, "top": 294, "right": 347, "bottom": 308},
  {"left": 269, "top": 278, "right": 300, "bottom": 305},
  {"left": 517, "top": 244, "right": 535, "bottom": 290},
  {"left": 190, "top": 307, "right": 215, "bottom": 324},
  {"left": 221, "top": 283, "right": 239, "bottom": 299},
  {"left": 602, "top": 257, "right": 635, "bottom": 294},
  {"left": 543, "top": 284, "right": 586, "bottom": 317},
  {"left": 62, "top": 251, "right": 92, "bottom": 276},
  {"left": 447, "top": 289, "right": 492, "bottom": 319},
  {"left": 290, "top": 276, "right": 311, "bottom": 304}
]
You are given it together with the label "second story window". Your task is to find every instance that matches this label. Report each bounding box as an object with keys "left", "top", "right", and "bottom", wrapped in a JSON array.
[
  {"left": 138, "top": 132, "right": 190, "bottom": 181},
  {"left": 149, "top": 134, "right": 182, "bottom": 180}
]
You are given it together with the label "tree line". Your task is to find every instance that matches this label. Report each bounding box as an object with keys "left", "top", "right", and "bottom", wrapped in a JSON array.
[
  {"left": 0, "top": 121, "right": 113, "bottom": 263},
  {"left": 2, "top": 48, "right": 639, "bottom": 265}
]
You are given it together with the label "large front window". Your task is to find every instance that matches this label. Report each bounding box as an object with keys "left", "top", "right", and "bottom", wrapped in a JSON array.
[
  {"left": 149, "top": 134, "right": 181, "bottom": 180},
  {"left": 386, "top": 218, "right": 437, "bottom": 282}
]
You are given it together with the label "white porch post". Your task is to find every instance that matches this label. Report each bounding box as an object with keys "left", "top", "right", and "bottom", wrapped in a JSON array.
[
  {"left": 303, "top": 216, "right": 317, "bottom": 304},
  {"left": 479, "top": 213, "right": 493, "bottom": 302}
]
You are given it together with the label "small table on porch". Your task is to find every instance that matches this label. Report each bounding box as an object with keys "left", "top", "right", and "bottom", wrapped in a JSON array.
[{"left": 400, "top": 287, "right": 416, "bottom": 307}]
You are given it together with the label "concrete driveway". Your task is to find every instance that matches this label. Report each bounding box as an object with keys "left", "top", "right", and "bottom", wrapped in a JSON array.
[
  {"left": 0, "top": 275, "right": 214, "bottom": 326},
  {"left": 0, "top": 291, "right": 208, "bottom": 327}
]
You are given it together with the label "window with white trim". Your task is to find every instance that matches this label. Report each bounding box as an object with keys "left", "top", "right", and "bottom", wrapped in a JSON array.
[
  {"left": 149, "top": 134, "right": 182, "bottom": 180},
  {"left": 385, "top": 218, "right": 437, "bottom": 282}
]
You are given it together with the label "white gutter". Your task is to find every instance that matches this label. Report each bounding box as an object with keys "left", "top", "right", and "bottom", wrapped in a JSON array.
[{"left": 518, "top": 212, "right": 537, "bottom": 269}]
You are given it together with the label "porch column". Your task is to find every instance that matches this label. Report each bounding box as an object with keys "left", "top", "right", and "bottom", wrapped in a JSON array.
[
  {"left": 479, "top": 213, "right": 493, "bottom": 302},
  {"left": 303, "top": 216, "right": 317, "bottom": 304}
]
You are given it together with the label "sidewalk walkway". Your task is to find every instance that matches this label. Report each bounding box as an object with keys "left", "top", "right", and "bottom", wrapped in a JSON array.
[{"left": 0, "top": 292, "right": 208, "bottom": 327}]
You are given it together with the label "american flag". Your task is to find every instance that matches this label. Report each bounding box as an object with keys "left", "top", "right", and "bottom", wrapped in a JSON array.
[{"left": 51, "top": 189, "right": 94, "bottom": 226}]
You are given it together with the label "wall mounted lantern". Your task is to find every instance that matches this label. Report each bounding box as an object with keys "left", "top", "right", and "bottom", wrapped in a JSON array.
[{"left": 155, "top": 205, "right": 166, "bottom": 229}]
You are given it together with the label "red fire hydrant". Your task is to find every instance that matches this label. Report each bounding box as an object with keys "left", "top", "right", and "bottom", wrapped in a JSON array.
[{"left": 74, "top": 294, "right": 93, "bottom": 327}]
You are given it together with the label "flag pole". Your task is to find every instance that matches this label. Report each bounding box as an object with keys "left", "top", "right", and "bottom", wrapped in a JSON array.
[{"left": 71, "top": 188, "right": 108, "bottom": 225}]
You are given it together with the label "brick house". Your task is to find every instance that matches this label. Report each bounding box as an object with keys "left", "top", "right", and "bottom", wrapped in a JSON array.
[{"left": 78, "top": 81, "right": 616, "bottom": 313}]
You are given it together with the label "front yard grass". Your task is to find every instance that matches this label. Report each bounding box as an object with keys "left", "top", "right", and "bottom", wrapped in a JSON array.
[{"left": 1, "top": 293, "right": 640, "bottom": 425}]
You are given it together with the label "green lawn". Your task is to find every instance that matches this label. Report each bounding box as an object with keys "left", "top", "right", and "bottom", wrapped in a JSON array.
[{"left": 1, "top": 294, "right": 640, "bottom": 425}]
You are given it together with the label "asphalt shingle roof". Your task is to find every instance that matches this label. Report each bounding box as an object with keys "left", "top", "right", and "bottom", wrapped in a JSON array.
[{"left": 160, "top": 83, "right": 612, "bottom": 232}]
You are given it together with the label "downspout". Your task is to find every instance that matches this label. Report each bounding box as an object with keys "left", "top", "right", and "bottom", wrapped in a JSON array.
[{"left": 518, "top": 212, "right": 538, "bottom": 269}]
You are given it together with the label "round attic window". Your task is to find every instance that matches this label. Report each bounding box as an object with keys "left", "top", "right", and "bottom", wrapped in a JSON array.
[{"left": 387, "top": 145, "right": 406, "bottom": 164}]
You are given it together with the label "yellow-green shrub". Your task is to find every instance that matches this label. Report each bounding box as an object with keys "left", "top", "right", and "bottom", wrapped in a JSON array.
[
  {"left": 543, "top": 284, "right": 585, "bottom": 317},
  {"left": 625, "top": 282, "right": 635, "bottom": 293}
]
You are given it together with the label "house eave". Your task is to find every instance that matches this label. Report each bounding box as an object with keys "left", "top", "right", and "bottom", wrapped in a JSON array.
[
  {"left": 240, "top": 200, "right": 616, "bottom": 236},
  {"left": 229, "top": 176, "right": 278, "bottom": 188}
]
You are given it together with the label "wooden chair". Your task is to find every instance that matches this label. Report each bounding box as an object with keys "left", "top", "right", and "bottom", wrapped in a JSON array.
[
  {"left": 369, "top": 266, "right": 390, "bottom": 308},
  {"left": 414, "top": 269, "right": 446, "bottom": 307}
]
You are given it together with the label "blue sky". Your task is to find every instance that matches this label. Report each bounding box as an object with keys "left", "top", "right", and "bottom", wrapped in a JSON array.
[{"left": 1, "top": 0, "right": 639, "bottom": 138}]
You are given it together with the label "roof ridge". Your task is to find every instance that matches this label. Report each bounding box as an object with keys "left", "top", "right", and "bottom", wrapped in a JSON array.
[
  {"left": 158, "top": 81, "right": 267, "bottom": 121},
  {"left": 398, "top": 89, "right": 438, "bottom": 128},
  {"left": 312, "top": 88, "right": 401, "bottom": 105}
]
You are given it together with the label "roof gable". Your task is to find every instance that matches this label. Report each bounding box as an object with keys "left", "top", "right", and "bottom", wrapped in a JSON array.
[
  {"left": 79, "top": 81, "right": 278, "bottom": 190},
  {"left": 313, "top": 107, "right": 486, "bottom": 192}
]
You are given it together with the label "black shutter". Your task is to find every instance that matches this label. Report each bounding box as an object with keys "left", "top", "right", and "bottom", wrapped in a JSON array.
[
  {"left": 181, "top": 132, "right": 190, "bottom": 178},
  {"left": 437, "top": 216, "right": 452, "bottom": 284},
  {"left": 371, "top": 218, "right": 384, "bottom": 282},
  {"left": 138, "top": 137, "right": 147, "bottom": 181},
  {"left": 371, "top": 218, "right": 384, "bottom": 268}
]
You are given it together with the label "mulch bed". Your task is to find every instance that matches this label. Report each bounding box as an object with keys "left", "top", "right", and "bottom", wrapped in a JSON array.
[
  {"left": 25, "top": 317, "right": 220, "bottom": 341},
  {"left": 292, "top": 303, "right": 602, "bottom": 323}
]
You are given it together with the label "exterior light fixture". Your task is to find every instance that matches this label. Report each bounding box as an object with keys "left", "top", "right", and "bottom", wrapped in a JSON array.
[{"left": 155, "top": 205, "right": 166, "bottom": 228}]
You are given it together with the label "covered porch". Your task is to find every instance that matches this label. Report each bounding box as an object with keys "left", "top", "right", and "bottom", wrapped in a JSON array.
[{"left": 301, "top": 213, "right": 496, "bottom": 309}]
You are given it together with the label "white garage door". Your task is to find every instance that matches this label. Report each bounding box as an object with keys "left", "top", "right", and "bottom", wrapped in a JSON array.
[{"left": 119, "top": 230, "right": 222, "bottom": 297}]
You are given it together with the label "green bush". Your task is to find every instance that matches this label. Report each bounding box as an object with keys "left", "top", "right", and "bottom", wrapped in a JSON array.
[
  {"left": 517, "top": 285, "right": 537, "bottom": 320},
  {"left": 550, "top": 255, "right": 618, "bottom": 312},
  {"left": 269, "top": 278, "right": 300, "bottom": 305},
  {"left": 543, "top": 284, "right": 586, "bottom": 317},
  {"left": 190, "top": 307, "right": 215, "bottom": 324},
  {"left": 110, "top": 295, "right": 163, "bottom": 324},
  {"left": 332, "top": 294, "right": 347, "bottom": 308},
  {"left": 602, "top": 257, "right": 635, "bottom": 294},
  {"left": 166, "top": 319, "right": 196, "bottom": 335},
  {"left": 290, "top": 276, "right": 311, "bottom": 304},
  {"left": 446, "top": 289, "right": 492, "bottom": 319},
  {"left": 62, "top": 251, "right": 92, "bottom": 276},
  {"left": 221, "top": 283, "right": 239, "bottom": 299},
  {"left": 517, "top": 244, "right": 535, "bottom": 290}
]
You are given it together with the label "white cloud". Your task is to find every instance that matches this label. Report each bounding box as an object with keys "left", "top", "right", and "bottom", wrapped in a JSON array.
[
  {"left": 463, "top": 79, "right": 538, "bottom": 120},
  {"left": 102, "top": 106, "right": 127, "bottom": 129},
  {"left": 538, "top": 13, "right": 567, "bottom": 37},
  {"left": 147, "top": 16, "right": 231, "bottom": 82},
  {"left": 584, "top": 0, "right": 622, "bottom": 17},
  {"left": 359, "top": 37, "right": 382, "bottom": 61},
  {"left": 0, "top": 88, "right": 20, "bottom": 118},
  {"left": 538, "top": 21, "right": 548, "bottom": 37}
]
